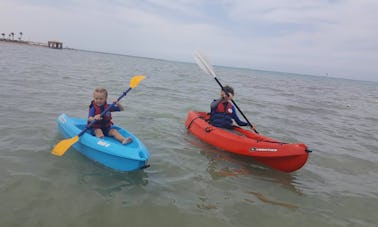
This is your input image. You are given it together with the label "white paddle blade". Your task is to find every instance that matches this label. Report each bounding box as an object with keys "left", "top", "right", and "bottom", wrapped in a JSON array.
[{"left": 194, "top": 50, "right": 217, "bottom": 78}]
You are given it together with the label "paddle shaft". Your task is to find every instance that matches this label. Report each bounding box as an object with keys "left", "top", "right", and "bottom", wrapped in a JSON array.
[
  {"left": 194, "top": 50, "right": 258, "bottom": 134},
  {"left": 78, "top": 87, "right": 132, "bottom": 137},
  {"left": 214, "top": 77, "right": 259, "bottom": 134}
]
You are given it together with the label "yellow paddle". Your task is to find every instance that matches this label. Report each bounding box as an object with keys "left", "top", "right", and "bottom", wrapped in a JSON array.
[{"left": 51, "top": 75, "right": 146, "bottom": 156}]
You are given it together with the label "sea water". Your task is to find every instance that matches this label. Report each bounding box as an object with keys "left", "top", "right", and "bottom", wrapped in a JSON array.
[{"left": 0, "top": 42, "right": 377, "bottom": 226}]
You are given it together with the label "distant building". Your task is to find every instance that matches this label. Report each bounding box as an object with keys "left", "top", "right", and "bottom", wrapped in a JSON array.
[{"left": 48, "top": 41, "right": 63, "bottom": 49}]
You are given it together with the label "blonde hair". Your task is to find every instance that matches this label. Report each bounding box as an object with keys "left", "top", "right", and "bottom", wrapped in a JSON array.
[{"left": 93, "top": 87, "right": 108, "bottom": 98}]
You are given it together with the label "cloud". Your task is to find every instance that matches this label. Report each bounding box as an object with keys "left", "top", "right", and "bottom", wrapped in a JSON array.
[{"left": 1, "top": 0, "right": 377, "bottom": 81}]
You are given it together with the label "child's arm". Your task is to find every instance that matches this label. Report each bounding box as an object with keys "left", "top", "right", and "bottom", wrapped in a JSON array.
[
  {"left": 231, "top": 106, "right": 248, "bottom": 126},
  {"left": 113, "top": 100, "right": 124, "bottom": 111}
]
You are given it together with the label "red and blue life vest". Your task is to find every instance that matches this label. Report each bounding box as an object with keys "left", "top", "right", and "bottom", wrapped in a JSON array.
[
  {"left": 88, "top": 101, "right": 113, "bottom": 129},
  {"left": 210, "top": 100, "right": 233, "bottom": 128}
]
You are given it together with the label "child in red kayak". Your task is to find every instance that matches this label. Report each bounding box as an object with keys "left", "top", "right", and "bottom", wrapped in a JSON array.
[
  {"left": 87, "top": 87, "right": 132, "bottom": 145},
  {"left": 210, "top": 85, "right": 249, "bottom": 129}
]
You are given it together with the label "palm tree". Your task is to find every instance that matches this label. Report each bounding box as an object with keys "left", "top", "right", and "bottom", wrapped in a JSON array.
[
  {"left": 18, "top": 32, "right": 23, "bottom": 41},
  {"left": 10, "top": 32, "right": 14, "bottom": 40},
  {"left": 1, "top": 33, "right": 5, "bottom": 39}
]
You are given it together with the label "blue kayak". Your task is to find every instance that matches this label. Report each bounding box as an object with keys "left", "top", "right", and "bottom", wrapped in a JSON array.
[{"left": 56, "top": 113, "right": 150, "bottom": 171}]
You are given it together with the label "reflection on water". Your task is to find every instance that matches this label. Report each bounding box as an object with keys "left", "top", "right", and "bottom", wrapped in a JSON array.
[
  {"left": 247, "top": 191, "right": 298, "bottom": 209},
  {"left": 54, "top": 150, "right": 149, "bottom": 199},
  {"left": 196, "top": 196, "right": 218, "bottom": 210},
  {"left": 185, "top": 134, "right": 305, "bottom": 212},
  {"left": 81, "top": 170, "right": 149, "bottom": 198},
  {"left": 187, "top": 135, "right": 304, "bottom": 196}
]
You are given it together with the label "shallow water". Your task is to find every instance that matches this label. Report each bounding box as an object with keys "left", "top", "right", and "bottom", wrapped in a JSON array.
[{"left": 1, "top": 42, "right": 378, "bottom": 226}]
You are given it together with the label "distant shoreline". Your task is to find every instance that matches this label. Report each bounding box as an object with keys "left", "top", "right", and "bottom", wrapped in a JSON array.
[
  {"left": 2, "top": 39, "right": 376, "bottom": 83},
  {"left": 0, "top": 39, "right": 72, "bottom": 51},
  {"left": 0, "top": 38, "right": 164, "bottom": 60},
  {"left": 0, "top": 39, "right": 48, "bottom": 47},
  {"left": 0, "top": 38, "right": 118, "bottom": 54}
]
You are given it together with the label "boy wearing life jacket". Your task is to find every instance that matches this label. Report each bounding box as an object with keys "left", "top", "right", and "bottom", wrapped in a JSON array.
[
  {"left": 210, "top": 85, "right": 248, "bottom": 129},
  {"left": 87, "top": 87, "right": 132, "bottom": 145}
]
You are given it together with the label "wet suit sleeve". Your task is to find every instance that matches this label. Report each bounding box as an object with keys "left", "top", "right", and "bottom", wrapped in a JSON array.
[
  {"left": 231, "top": 105, "right": 248, "bottom": 126},
  {"left": 111, "top": 105, "right": 121, "bottom": 112},
  {"left": 88, "top": 106, "right": 95, "bottom": 118}
]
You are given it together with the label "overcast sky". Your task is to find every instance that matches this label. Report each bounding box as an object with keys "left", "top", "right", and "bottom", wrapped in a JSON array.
[{"left": 1, "top": 0, "right": 377, "bottom": 82}]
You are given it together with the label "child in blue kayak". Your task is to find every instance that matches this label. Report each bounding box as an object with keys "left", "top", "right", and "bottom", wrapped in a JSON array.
[
  {"left": 87, "top": 87, "right": 132, "bottom": 145},
  {"left": 210, "top": 85, "right": 249, "bottom": 129}
]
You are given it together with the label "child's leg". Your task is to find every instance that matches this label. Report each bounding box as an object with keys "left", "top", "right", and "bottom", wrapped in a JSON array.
[
  {"left": 94, "top": 129, "right": 104, "bottom": 138},
  {"left": 109, "top": 129, "right": 132, "bottom": 145}
]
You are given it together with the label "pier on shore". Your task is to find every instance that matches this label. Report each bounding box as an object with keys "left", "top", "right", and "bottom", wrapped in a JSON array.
[{"left": 1, "top": 39, "right": 63, "bottom": 49}]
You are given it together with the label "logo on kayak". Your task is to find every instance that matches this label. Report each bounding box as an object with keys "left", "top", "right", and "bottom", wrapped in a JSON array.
[
  {"left": 97, "top": 140, "right": 110, "bottom": 147},
  {"left": 59, "top": 115, "right": 66, "bottom": 123},
  {"left": 250, "top": 147, "right": 277, "bottom": 152}
]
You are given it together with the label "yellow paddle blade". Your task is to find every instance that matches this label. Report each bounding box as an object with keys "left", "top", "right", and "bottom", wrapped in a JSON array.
[
  {"left": 51, "top": 135, "right": 79, "bottom": 156},
  {"left": 130, "top": 75, "right": 145, "bottom": 88}
]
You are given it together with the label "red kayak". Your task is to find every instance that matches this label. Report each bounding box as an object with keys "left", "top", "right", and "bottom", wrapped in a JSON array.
[{"left": 185, "top": 111, "right": 310, "bottom": 172}]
